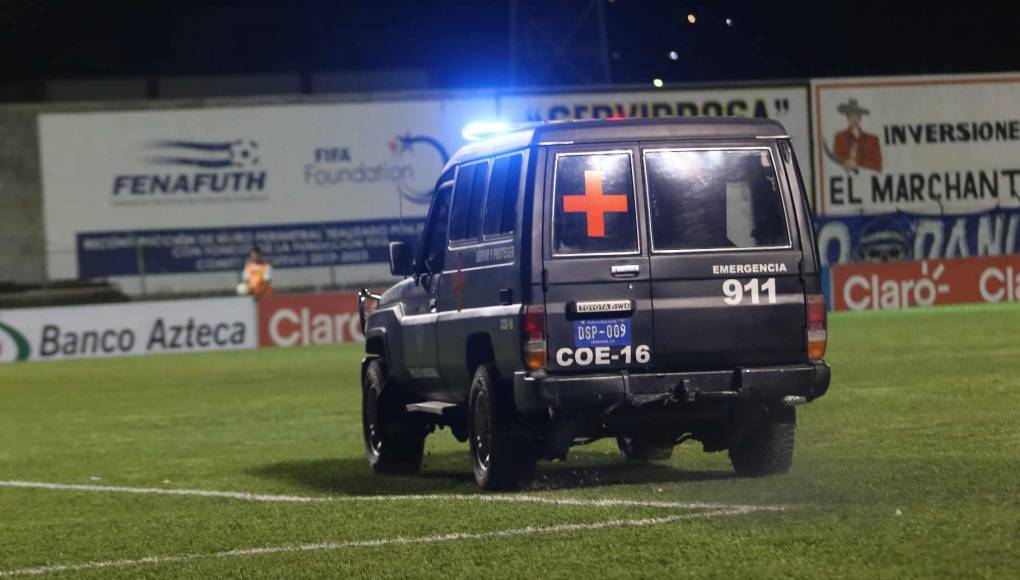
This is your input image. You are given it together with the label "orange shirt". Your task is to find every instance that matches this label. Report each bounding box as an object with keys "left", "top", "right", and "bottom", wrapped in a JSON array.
[{"left": 244, "top": 260, "right": 273, "bottom": 299}]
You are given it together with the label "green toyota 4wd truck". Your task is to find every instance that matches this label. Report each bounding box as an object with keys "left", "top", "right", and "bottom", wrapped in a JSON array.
[{"left": 358, "top": 117, "right": 830, "bottom": 491}]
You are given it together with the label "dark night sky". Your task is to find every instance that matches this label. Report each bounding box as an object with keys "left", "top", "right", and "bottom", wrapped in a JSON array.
[{"left": 1, "top": 0, "right": 1018, "bottom": 89}]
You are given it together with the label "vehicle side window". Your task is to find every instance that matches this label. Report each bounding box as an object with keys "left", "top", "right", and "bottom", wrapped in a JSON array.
[
  {"left": 483, "top": 153, "right": 523, "bottom": 237},
  {"left": 644, "top": 149, "right": 790, "bottom": 251},
  {"left": 448, "top": 161, "right": 489, "bottom": 243},
  {"left": 553, "top": 151, "right": 638, "bottom": 255},
  {"left": 420, "top": 183, "right": 452, "bottom": 274}
]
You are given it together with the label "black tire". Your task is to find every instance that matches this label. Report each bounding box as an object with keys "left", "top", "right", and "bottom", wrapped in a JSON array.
[
  {"left": 728, "top": 405, "right": 795, "bottom": 477},
  {"left": 468, "top": 364, "right": 537, "bottom": 491},
  {"left": 616, "top": 436, "right": 674, "bottom": 462},
  {"left": 362, "top": 359, "right": 425, "bottom": 475}
]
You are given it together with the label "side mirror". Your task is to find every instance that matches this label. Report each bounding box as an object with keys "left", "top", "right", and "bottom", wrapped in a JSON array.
[{"left": 388, "top": 241, "right": 413, "bottom": 276}]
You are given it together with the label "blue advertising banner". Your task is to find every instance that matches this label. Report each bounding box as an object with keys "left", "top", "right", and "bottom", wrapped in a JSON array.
[
  {"left": 815, "top": 208, "right": 1020, "bottom": 267},
  {"left": 77, "top": 218, "right": 425, "bottom": 277}
]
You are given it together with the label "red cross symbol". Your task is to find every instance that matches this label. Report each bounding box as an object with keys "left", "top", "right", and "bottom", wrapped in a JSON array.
[{"left": 562, "top": 170, "right": 629, "bottom": 237}]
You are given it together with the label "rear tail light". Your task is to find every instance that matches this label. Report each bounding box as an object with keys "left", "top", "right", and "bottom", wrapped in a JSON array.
[
  {"left": 806, "top": 294, "right": 827, "bottom": 360},
  {"left": 522, "top": 304, "right": 546, "bottom": 370}
]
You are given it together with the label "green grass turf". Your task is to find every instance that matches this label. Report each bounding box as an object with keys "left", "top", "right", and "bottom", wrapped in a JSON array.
[{"left": 1, "top": 304, "right": 1018, "bottom": 578}]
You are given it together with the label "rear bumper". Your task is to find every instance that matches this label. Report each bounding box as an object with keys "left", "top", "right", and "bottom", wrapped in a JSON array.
[{"left": 513, "top": 362, "right": 830, "bottom": 414}]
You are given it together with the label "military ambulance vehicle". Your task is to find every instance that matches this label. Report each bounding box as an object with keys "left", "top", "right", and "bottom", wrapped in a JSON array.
[{"left": 358, "top": 117, "right": 830, "bottom": 491}]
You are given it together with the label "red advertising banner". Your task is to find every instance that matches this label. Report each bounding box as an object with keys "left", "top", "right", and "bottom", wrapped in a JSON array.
[
  {"left": 831, "top": 255, "right": 1020, "bottom": 311},
  {"left": 257, "top": 291, "right": 365, "bottom": 347}
]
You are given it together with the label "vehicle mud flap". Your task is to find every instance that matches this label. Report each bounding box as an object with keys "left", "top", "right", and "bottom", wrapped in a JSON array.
[
  {"left": 700, "top": 397, "right": 762, "bottom": 453},
  {"left": 543, "top": 415, "right": 582, "bottom": 461},
  {"left": 513, "top": 373, "right": 546, "bottom": 417}
]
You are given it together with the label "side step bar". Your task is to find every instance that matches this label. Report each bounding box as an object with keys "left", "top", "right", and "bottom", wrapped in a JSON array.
[
  {"left": 406, "top": 401, "right": 460, "bottom": 416},
  {"left": 406, "top": 401, "right": 468, "bottom": 442}
]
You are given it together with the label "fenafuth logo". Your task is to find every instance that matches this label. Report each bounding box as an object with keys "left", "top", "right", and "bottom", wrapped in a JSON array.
[
  {"left": 303, "top": 133, "right": 449, "bottom": 206},
  {"left": 112, "top": 139, "right": 267, "bottom": 200},
  {"left": 0, "top": 321, "right": 31, "bottom": 362}
]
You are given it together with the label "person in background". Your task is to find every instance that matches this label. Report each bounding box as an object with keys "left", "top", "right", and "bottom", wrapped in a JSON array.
[{"left": 239, "top": 246, "right": 273, "bottom": 300}]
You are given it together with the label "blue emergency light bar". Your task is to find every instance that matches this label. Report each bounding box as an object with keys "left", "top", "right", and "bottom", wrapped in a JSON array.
[{"left": 461, "top": 120, "right": 513, "bottom": 141}]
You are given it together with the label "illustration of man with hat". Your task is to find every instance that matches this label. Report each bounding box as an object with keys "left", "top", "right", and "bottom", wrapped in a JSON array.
[{"left": 831, "top": 98, "right": 883, "bottom": 172}]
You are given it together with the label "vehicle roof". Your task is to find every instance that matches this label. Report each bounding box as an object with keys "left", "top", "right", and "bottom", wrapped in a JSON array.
[{"left": 446, "top": 117, "right": 789, "bottom": 168}]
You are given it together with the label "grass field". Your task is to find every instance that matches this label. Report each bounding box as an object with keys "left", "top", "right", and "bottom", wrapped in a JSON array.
[{"left": 1, "top": 304, "right": 1019, "bottom": 578}]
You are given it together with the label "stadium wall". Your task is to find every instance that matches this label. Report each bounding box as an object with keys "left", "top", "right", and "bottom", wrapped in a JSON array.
[
  {"left": 0, "top": 83, "right": 811, "bottom": 294},
  {"left": 0, "top": 105, "right": 47, "bottom": 283},
  {"left": 6, "top": 265, "right": 1020, "bottom": 364},
  {"left": 3, "top": 72, "right": 1020, "bottom": 299}
]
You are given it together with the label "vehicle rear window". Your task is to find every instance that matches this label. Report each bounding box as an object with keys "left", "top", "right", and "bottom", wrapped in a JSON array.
[
  {"left": 644, "top": 149, "right": 790, "bottom": 252},
  {"left": 553, "top": 152, "right": 638, "bottom": 255}
]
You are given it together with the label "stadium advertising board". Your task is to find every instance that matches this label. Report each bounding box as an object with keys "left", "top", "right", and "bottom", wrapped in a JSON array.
[
  {"left": 37, "top": 85, "right": 809, "bottom": 294},
  {"left": 257, "top": 291, "right": 364, "bottom": 347},
  {"left": 0, "top": 297, "right": 256, "bottom": 362},
  {"left": 815, "top": 208, "right": 1020, "bottom": 267},
  {"left": 813, "top": 73, "right": 1020, "bottom": 217},
  {"left": 829, "top": 254, "right": 1020, "bottom": 311},
  {"left": 37, "top": 99, "right": 495, "bottom": 288}
]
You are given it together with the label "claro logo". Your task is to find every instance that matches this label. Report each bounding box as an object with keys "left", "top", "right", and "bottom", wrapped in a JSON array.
[
  {"left": 0, "top": 322, "right": 31, "bottom": 362},
  {"left": 979, "top": 265, "right": 1020, "bottom": 302},
  {"left": 268, "top": 307, "right": 364, "bottom": 347},
  {"left": 843, "top": 261, "right": 951, "bottom": 310}
]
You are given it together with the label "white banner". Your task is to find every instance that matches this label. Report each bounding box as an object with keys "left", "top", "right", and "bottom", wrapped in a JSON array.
[
  {"left": 36, "top": 85, "right": 811, "bottom": 294},
  {"left": 0, "top": 297, "right": 256, "bottom": 362},
  {"left": 812, "top": 72, "right": 1020, "bottom": 216},
  {"left": 496, "top": 85, "right": 812, "bottom": 190},
  {"left": 38, "top": 98, "right": 496, "bottom": 290}
]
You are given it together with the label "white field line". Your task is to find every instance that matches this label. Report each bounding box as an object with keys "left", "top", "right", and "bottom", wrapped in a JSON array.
[
  {"left": 0, "top": 480, "right": 790, "bottom": 576},
  {"left": 0, "top": 480, "right": 785, "bottom": 512},
  {"left": 0, "top": 508, "right": 752, "bottom": 578}
]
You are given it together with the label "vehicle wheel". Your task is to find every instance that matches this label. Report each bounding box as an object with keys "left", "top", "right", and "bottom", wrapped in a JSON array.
[
  {"left": 362, "top": 359, "right": 425, "bottom": 475},
  {"left": 616, "top": 436, "right": 673, "bottom": 461},
  {"left": 728, "top": 404, "right": 795, "bottom": 477},
  {"left": 469, "top": 364, "right": 537, "bottom": 491}
]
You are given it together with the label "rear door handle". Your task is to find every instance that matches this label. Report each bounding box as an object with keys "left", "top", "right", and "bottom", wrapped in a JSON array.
[{"left": 611, "top": 264, "right": 640, "bottom": 277}]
